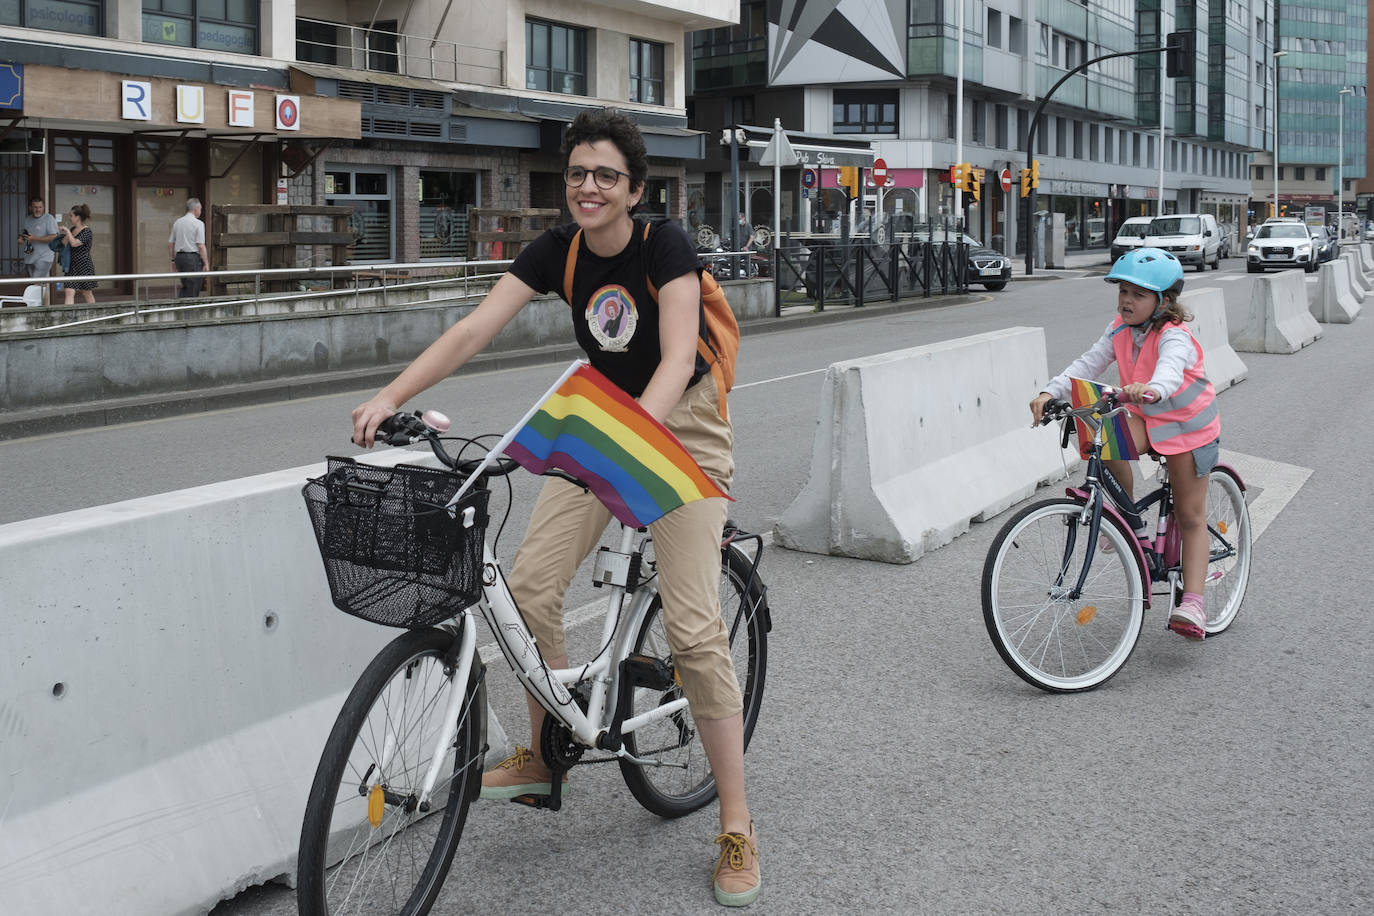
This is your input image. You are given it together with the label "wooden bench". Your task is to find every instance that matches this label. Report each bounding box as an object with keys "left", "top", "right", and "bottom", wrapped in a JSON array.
[{"left": 351, "top": 269, "right": 411, "bottom": 288}]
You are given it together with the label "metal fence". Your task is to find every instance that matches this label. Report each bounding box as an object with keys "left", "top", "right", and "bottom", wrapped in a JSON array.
[{"left": 770, "top": 238, "right": 969, "bottom": 315}]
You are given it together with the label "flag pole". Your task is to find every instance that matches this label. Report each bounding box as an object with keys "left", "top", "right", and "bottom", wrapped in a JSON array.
[{"left": 447, "top": 358, "right": 587, "bottom": 505}]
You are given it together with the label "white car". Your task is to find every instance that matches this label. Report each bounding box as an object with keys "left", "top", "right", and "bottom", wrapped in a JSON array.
[{"left": 1247, "top": 223, "right": 1317, "bottom": 273}]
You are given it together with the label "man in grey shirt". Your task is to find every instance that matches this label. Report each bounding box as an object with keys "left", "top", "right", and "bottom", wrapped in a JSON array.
[
  {"left": 169, "top": 197, "right": 209, "bottom": 298},
  {"left": 19, "top": 196, "right": 58, "bottom": 281}
]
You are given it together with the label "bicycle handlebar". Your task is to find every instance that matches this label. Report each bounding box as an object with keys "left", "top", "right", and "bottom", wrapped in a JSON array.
[{"left": 369, "top": 410, "right": 523, "bottom": 479}]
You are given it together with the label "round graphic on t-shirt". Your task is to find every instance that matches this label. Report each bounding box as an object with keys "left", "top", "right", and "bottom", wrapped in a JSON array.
[{"left": 586, "top": 285, "right": 637, "bottom": 352}]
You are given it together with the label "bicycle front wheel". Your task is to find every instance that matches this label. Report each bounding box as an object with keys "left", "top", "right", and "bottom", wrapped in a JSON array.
[
  {"left": 1202, "top": 468, "right": 1251, "bottom": 635},
  {"left": 618, "top": 543, "right": 768, "bottom": 817},
  {"left": 982, "top": 498, "right": 1146, "bottom": 692},
  {"left": 297, "top": 626, "right": 486, "bottom": 916}
]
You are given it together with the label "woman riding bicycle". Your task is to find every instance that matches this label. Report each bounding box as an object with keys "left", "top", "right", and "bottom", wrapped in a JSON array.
[
  {"left": 350, "top": 108, "right": 761, "bottom": 907},
  {"left": 1029, "top": 247, "right": 1221, "bottom": 640}
]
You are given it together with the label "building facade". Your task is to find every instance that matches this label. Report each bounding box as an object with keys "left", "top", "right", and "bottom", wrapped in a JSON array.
[
  {"left": 0, "top": 0, "right": 733, "bottom": 289},
  {"left": 1248, "top": 0, "right": 1368, "bottom": 223},
  {"left": 687, "top": 0, "right": 1282, "bottom": 255}
]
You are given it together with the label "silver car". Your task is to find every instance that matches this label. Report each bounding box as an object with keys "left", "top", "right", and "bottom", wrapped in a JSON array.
[{"left": 1246, "top": 223, "right": 1317, "bottom": 273}]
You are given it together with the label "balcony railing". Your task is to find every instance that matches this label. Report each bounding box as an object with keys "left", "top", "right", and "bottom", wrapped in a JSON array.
[{"left": 296, "top": 17, "right": 503, "bottom": 87}]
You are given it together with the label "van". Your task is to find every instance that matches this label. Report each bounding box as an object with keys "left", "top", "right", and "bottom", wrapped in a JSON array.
[
  {"left": 1110, "top": 216, "right": 1154, "bottom": 261},
  {"left": 1143, "top": 213, "right": 1220, "bottom": 272}
]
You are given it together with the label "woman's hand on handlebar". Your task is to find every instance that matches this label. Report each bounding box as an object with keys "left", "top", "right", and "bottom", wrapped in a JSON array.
[
  {"left": 1029, "top": 392, "right": 1054, "bottom": 427},
  {"left": 351, "top": 395, "right": 400, "bottom": 448}
]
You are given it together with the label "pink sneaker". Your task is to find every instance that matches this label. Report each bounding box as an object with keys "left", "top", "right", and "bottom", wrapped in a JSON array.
[{"left": 1168, "top": 593, "right": 1206, "bottom": 640}]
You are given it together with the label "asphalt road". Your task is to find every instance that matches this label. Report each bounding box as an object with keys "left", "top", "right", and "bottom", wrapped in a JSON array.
[{"left": 6, "top": 256, "right": 1371, "bottom": 913}]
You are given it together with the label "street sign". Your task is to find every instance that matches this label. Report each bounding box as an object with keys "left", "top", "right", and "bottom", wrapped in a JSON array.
[
  {"left": 759, "top": 129, "right": 800, "bottom": 167},
  {"left": 1000, "top": 168, "right": 1012, "bottom": 193},
  {"left": 871, "top": 157, "right": 888, "bottom": 185},
  {"left": 801, "top": 168, "right": 818, "bottom": 189}
]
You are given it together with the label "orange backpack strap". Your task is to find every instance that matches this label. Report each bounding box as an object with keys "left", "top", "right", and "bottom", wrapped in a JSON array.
[{"left": 562, "top": 228, "right": 583, "bottom": 303}]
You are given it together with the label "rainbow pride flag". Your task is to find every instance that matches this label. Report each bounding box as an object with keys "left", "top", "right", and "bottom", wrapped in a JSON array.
[
  {"left": 503, "top": 363, "right": 730, "bottom": 528},
  {"left": 1068, "top": 377, "right": 1142, "bottom": 461}
]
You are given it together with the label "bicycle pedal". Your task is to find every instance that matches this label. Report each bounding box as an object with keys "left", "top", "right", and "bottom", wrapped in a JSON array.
[
  {"left": 509, "top": 792, "right": 562, "bottom": 811},
  {"left": 622, "top": 653, "right": 675, "bottom": 691}
]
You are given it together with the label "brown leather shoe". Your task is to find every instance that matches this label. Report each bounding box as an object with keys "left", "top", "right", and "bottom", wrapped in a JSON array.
[
  {"left": 479, "top": 746, "right": 568, "bottom": 800},
  {"left": 712, "top": 822, "right": 761, "bottom": 907}
]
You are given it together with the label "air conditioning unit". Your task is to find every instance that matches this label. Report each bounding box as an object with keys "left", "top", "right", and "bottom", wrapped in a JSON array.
[{"left": 0, "top": 132, "right": 44, "bottom": 156}]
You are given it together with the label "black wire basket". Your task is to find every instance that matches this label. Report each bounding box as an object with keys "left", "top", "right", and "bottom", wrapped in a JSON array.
[{"left": 302, "top": 457, "right": 490, "bottom": 628}]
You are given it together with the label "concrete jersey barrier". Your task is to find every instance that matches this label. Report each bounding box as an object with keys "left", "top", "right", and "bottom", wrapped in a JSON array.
[
  {"left": 0, "top": 452, "right": 508, "bottom": 914},
  {"left": 1232, "top": 270, "right": 1322, "bottom": 354},
  {"left": 1312, "top": 260, "right": 1362, "bottom": 324},
  {"left": 1179, "top": 287, "right": 1247, "bottom": 392},
  {"left": 1341, "top": 251, "right": 1371, "bottom": 296},
  {"left": 774, "top": 327, "right": 1078, "bottom": 564}
]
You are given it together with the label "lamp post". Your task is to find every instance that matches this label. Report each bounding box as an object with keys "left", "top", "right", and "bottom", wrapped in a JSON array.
[
  {"left": 1272, "top": 50, "right": 1287, "bottom": 219},
  {"left": 1337, "top": 86, "right": 1354, "bottom": 239}
]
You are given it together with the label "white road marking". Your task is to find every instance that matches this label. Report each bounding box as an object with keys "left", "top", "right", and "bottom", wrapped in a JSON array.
[{"left": 1217, "top": 449, "right": 1312, "bottom": 541}]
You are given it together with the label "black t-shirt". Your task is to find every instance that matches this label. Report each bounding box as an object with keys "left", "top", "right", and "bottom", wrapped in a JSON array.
[{"left": 508, "top": 218, "right": 707, "bottom": 397}]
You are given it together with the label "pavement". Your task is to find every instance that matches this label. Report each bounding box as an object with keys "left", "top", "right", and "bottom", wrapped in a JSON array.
[{"left": 0, "top": 250, "right": 1114, "bottom": 440}]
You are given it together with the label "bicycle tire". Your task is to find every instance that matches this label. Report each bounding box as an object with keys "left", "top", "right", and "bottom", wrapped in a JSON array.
[
  {"left": 982, "top": 498, "right": 1146, "bottom": 693},
  {"left": 297, "top": 626, "right": 486, "bottom": 916},
  {"left": 618, "top": 543, "right": 767, "bottom": 817},
  {"left": 1202, "top": 468, "right": 1251, "bottom": 636}
]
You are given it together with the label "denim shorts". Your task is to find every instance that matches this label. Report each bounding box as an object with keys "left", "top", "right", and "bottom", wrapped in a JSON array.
[{"left": 1191, "top": 437, "right": 1220, "bottom": 477}]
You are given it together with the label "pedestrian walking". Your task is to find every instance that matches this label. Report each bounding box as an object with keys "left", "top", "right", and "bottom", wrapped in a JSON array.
[
  {"left": 58, "top": 204, "right": 96, "bottom": 305},
  {"left": 169, "top": 198, "right": 209, "bottom": 297}
]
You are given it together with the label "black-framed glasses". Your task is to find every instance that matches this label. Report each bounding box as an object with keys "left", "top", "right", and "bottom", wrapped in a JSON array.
[{"left": 564, "top": 165, "right": 630, "bottom": 190}]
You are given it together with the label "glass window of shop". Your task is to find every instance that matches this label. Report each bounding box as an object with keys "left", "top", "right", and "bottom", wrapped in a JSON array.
[
  {"left": 142, "top": 0, "right": 258, "bottom": 55},
  {"left": 639, "top": 178, "right": 671, "bottom": 222},
  {"left": 418, "top": 170, "right": 477, "bottom": 260},
  {"left": 1052, "top": 196, "right": 1082, "bottom": 249},
  {"left": 132, "top": 138, "right": 193, "bottom": 281},
  {"left": 325, "top": 167, "right": 393, "bottom": 264},
  {"left": 52, "top": 135, "right": 118, "bottom": 280},
  {"left": 1, "top": 0, "right": 102, "bottom": 34}
]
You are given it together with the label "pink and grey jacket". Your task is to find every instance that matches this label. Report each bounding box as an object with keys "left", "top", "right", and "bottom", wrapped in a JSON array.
[{"left": 1111, "top": 317, "right": 1220, "bottom": 455}]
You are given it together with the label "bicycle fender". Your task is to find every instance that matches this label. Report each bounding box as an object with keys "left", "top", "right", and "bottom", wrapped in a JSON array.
[
  {"left": 1212, "top": 463, "right": 1246, "bottom": 491},
  {"left": 1065, "top": 487, "right": 1153, "bottom": 608}
]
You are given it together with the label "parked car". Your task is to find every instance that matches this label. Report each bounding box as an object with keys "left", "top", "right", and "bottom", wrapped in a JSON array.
[
  {"left": 1216, "top": 222, "right": 1236, "bottom": 259},
  {"left": 1110, "top": 216, "right": 1154, "bottom": 261},
  {"left": 1143, "top": 213, "right": 1221, "bottom": 272},
  {"left": 1246, "top": 222, "right": 1318, "bottom": 273},
  {"left": 1365, "top": 221, "right": 1374, "bottom": 241},
  {"left": 905, "top": 231, "right": 1012, "bottom": 291}
]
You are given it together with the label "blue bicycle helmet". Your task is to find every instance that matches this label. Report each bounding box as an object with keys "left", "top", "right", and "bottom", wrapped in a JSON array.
[{"left": 1105, "top": 247, "right": 1185, "bottom": 326}]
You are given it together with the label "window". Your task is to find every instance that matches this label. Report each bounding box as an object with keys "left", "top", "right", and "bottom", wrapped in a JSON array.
[
  {"left": 325, "top": 167, "right": 394, "bottom": 263},
  {"left": 526, "top": 19, "right": 587, "bottom": 96},
  {"left": 143, "top": 0, "right": 258, "bottom": 54},
  {"left": 1294, "top": 167, "right": 1305, "bottom": 180},
  {"left": 419, "top": 171, "right": 478, "bottom": 260},
  {"left": 1315, "top": 167, "right": 1325, "bottom": 181},
  {"left": 367, "top": 20, "right": 399, "bottom": 73},
  {"left": 629, "top": 39, "right": 664, "bottom": 105},
  {"left": 834, "top": 89, "right": 898, "bottom": 134},
  {"left": 1008, "top": 16, "right": 1024, "bottom": 54},
  {"left": 986, "top": 9, "right": 1001, "bottom": 49},
  {"left": 296, "top": 18, "right": 338, "bottom": 65},
  {"left": 994, "top": 104, "right": 1008, "bottom": 148},
  {"left": 2, "top": 0, "right": 102, "bottom": 34}
]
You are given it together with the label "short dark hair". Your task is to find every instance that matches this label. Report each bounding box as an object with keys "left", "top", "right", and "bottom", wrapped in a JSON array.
[
  {"left": 28, "top": 196, "right": 44, "bottom": 206},
  {"left": 562, "top": 109, "right": 647, "bottom": 193}
]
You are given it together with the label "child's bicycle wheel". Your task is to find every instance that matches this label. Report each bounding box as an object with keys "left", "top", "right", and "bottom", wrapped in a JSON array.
[
  {"left": 982, "top": 498, "right": 1147, "bottom": 692},
  {"left": 297, "top": 627, "right": 486, "bottom": 916},
  {"left": 1201, "top": 468, "right": 1252, "bottom": 635}
]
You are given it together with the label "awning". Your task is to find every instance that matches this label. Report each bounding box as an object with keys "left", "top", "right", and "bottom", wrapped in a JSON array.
[{"left": 736, "top": 124, "right": 873, "bottom": 168}]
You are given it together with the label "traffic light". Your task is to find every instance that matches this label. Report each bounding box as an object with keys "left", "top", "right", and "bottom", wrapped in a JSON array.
[
  {"left": 1031, "top": 159, "right": 1039, "bottom": 189},
  {"left": 1019, "top": 160, "right": 1040, "bottom": 198},
  {"left": 1165, "top": 31, "right": 1195, "bottom": 79},
  {"left": 950, "top": 162, "right": 967, "bottom": 191},
  {"left": 969, "top": 168, "right": 982, "bottom": 203},
  {"left": 837, "top": 166, "right": 859, "bottom": 198}
]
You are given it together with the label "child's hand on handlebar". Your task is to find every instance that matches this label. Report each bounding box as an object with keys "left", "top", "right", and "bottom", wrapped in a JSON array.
[{"left": 1118, "top": 383, "right": 1159, "bottom": 405}]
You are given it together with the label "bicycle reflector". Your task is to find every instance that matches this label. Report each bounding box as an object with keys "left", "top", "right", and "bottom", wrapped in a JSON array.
[
  {"left": 368, "top": 784, "right": 385, "bottom": 828},
  {"left": 1076, "top": 605, "right": 1098, "bottom": 625}
]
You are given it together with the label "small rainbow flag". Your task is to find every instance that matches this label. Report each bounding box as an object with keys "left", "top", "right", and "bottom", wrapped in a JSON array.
[
  {"left": 503, "top": 363, "right": 730, "bottom": 528},
  {"left": 1068, "top": 377, "right": 1142, "bottom": 461}
]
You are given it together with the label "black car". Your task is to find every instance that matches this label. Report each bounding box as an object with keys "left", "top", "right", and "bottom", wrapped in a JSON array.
[
  {"left": 905, "top": 231, "right": 1013, "bottom": 291},
  {"left": 1315, "top": 226, "right": 1340, "bottom": 264}
]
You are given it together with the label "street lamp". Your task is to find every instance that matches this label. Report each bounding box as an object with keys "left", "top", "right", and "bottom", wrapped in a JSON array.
[
  {"left": 1272, "top": 50, "right": 1287, "bottom": 219},
  {"left": 1337, "top": 86, "right": 1354, "bottom": 239}
]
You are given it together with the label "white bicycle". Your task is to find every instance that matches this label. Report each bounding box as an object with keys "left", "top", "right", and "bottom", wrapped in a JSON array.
[{"left": 295, "top": 389, "right": 770, "bottom": 915}]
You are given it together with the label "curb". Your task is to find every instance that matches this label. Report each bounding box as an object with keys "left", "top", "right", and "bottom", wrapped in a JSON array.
[{"left": 0, "top": 291, "right": 985, "bottom": 440}]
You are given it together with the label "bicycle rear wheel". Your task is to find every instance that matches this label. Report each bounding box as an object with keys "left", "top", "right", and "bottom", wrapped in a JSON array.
[
  {"left": 618, "top": 543, "right": 768, "bottom": 818},
  {"left": 982, "top": 498, "right": 1146, "bottom": 692},
  {"left": 297, "top": 626, "right": 486, "bottom": 916},
  {"left": 1202, "top": 468, "right": 1251, "bottom": 635}
]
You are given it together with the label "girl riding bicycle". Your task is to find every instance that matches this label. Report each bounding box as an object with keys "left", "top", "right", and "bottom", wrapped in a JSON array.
[
  {"left": 350, "top": 109, "right": 760, "bottom": 907},
  {"left": 1029, "top": 247, "right": 1221, "bottom": 641}
]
